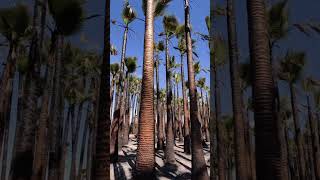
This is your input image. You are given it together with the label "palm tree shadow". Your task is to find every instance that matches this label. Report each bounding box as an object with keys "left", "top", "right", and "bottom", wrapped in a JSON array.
[
  {"left": 155, "top": 162, "right": 177, "bottom": 179},
  {"left": 121, "top": 150, "right": 136, "bottom": 169},
  {"left": 113, "top": 163, "right": 127, "bottom": 180}
]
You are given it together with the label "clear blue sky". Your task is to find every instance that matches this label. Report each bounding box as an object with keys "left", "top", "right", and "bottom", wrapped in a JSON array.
[{"left": 110, "top": 0, "right": 211, "bottom": 93}]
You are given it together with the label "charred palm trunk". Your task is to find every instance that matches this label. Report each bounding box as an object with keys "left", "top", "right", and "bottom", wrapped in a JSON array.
[
  {"left": 164, "top": 34, "right": 176, "bottom": 165},
  {"left": 289, "top": 83, "right": 306, "bottom": 180},
  {"left": 185, "top": 0, "right": 209, "bottom": 179},
  {"left": 246, "top": 1, "right": 288, "bottom": 179},
  {"left": 226, "top": 0, "right": 250, "bottom": 179},
  {"left": 134, "top": 0, "right": 155, "bottom": 177}
]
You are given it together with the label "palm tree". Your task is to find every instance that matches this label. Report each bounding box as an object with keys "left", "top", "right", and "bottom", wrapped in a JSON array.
[
  {"left": 278, "top": 50, "right": 307, "bottom": 180},
  {"left": 135, "top": 0, "right": 156, "bottom": 178},
  {"left": 155, "top": 41, "right": 165, "bottom": 150},
  {"left": 301, "top": 77, "right": 320, "bottom": 180},
  {"left": 29, "top": 1, "right": 87, "bottom": 179},
  {"left": 122, "top": 56, "right": 137, "bottom": 146},
  {"left": 91, "top": 0, "right": 109, "bottom": 179},
  {"left": 177, "top": 37, "right": 191, "bottom": 154},
  {"left": 184, "top": 0, "right": 209, "bottom": 179},
  {"left": 0, "top": 4, "right": 30, "bottom": 180},
  {"left": 162, "top": 15, "right": 178, "bottom": 166},
  {"left": 111, "top": 0, "right": 137, "bottom": 162},
  {"left": 246, "top": 0, "right": 284, "bottom": 179},
  {"left": 110, "top": 63, "right": 120, "bottom": 107},
  {"left": 174, "top": 73, "right": 183, "bottom": 142},
  {"left": 226, "top": 0, "right": 250, "bottom": 179}
]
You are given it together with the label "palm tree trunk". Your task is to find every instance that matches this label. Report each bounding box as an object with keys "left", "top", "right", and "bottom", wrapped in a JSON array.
[
  {"left": 110, "top": 24, "right": 129, "bottom": 162},
  {"left": 156, "top": 59, "right": 164, "bottom": 150},
  {"left": 91, "top": 2, "right": 110, "bottom": 178},
  {"left": 306, "top": 95, "right": 320, "bottom": 180},
  {"left": 226, "top": 0, "right": 249, "bottom": 179},
  {"left": 176, "top": 83, "right": 183, "bottom": 142},
  {"left": 246, "top": 0, "right": 284, "bottom": 179},
  {"left": 164, "top": 34, "right": 176, "bottom": 165},
  {"left": 289, "top": 83, "right": 306, "bottom": 180},
  {"left": 135, "top": 0, "right": 155, "bottom": 177},
  {"left": 209, "top": 1, "right": 218, "bottom": 179},
  {"left": 184, "top": 0, "right": 209, "bottom": 179},
  {"left": 181, "top": 54, "right": 191, "bottom": 154}
]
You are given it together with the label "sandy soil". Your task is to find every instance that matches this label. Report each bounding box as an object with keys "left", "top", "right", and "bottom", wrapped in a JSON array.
[{"left": 111, "top": 134, "right": 210, "bottom": 180}]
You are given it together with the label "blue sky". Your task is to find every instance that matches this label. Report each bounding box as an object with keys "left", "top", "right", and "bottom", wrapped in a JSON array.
[{"left": 110, "top": 0, "right": 211, "bottom": 92}]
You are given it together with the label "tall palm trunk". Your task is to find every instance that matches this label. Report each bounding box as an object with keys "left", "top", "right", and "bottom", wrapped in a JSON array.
[
  {"left": 156, "top": 59, "right": 164, "bottom": 150},
  {"left": 184, "top": 0, "right": 209, "bottom": 179},
  {"left": 226, "top": 0, "right": 249, "bottom": 179},
  {"left": 164, "top": 34, "right": 176, "bottom": 165},
  {"left": 246, "top": 0, "right": 285, "bottom": 179},
  {"left": 176, "top": 82, "right": 183, "bottom": 142},
  {"left": 213, "top": 46, "right": 226, "bottom": 180},
  {"left": 306, "top": 96, "right": 320, "bottom": 180},
  {"left": 289, "top": 83, "right": 306, "bottom": 180},
  {"left": 181, "top": 54, "right": 191, "bottom": 154},
  {"left": 110, "top": 23, "right": 129, "bottom": 163},
  {"left": 91, "top": 0, "right": 110, "bottom": 179},
  {"left": 135, "top": 0, "right": 155, "bottom": 178},
  {"left": 209, "top": 1, "right": 217, "bottom": 178}
]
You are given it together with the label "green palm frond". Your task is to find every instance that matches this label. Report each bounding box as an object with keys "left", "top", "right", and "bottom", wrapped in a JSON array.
[
  {"left": 110, "top": 63, "right": 120, "bottom": 76},
  {"left": 163, "top": 15, "right": 178, "bottom": 35},
  {"left": 194, "top": 61, "right": 201, "bottom": 75},
  {"left": 278, "top": 50, "right": 306, "bottom": 83},
  {"left": 0, "top": 4, "right": 30, "bottom": 40},
  {"left": 125, "top": 56, "right": 137, "bottom": 73},
  {"left": 142, "top": 0, "right": 172, "bottom": 17},
  {"left": 205, "top": 16, "right": 210, "bottom": 33},
  {"left": 122, "top": 2, "right": 137, "bottom": 25},
  {"left": 267, "top": 0, "right": 289, "bottom": 41},
  {"left": 157, "top": 41, "right": 165, "bottom": 52},
  {"left": 48, "top": 0, "right": 84, "bottom": 36},
  {"left": 197, "top": 77, "right": 206, "bottom": 88}
]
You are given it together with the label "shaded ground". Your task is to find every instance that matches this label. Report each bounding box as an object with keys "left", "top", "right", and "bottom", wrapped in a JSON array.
[{"left": 111, "top": 134, "right": 210, "bottom": 180}]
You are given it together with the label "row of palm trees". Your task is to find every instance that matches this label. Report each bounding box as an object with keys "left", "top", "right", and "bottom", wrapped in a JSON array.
[
  {"left": 0, "top": 0, "right": 319, "bottom": 180},
  {"left": 107, "top": 0, "right": 320, "bottom": 180}
]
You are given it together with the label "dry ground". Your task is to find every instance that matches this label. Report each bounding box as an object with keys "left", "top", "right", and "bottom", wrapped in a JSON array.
[{"left": 111, "top": 134, "right": 210, "bottom": 180}]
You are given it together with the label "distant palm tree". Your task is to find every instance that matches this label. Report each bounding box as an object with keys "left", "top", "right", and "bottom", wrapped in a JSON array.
[
  {"left": 135, "top": 0, "right": 156, "bottom": 178},
  {"left": 246, "top": 0, "right": 284, "bottom": 179},
  {"left": 278, "top": 51, "right": 307, "bottom": 180},
  {"left": 155, "top": 41, "right": 165, "bottom": 150},
  {"left": 301, "top": 77, "right": 320, "bottom": 180},
  {"left": 162, "top": 15, "right": 178, "bottom": 166},
  {"left": 122, "top": 56, "right": 137, "bottom": 146},
  {"left": 184, "top": 0, "right": 209, "bottom": 179},
  {"left": 0, "top": 4, "right": 30, "bottom": 179},
  {"left": 110, "top": 1, "right": 137, "bottom": 163}
]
